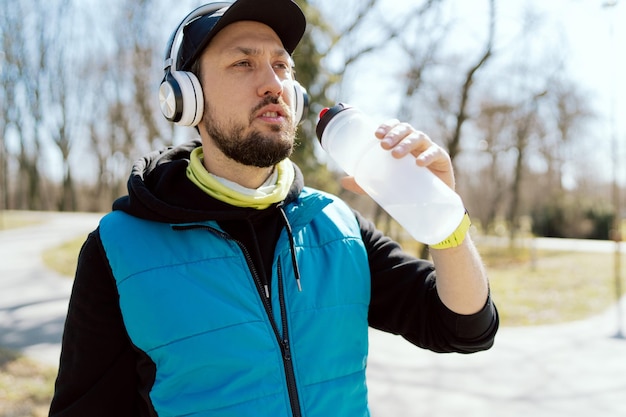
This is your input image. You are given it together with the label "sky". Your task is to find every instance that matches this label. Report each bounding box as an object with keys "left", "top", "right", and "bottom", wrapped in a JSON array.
[
  {"left": 327, "top": 0, "right": 625, "bottom": 185},
  {"left": 27, "top": 0, "right": 626, "bottom": 187},
  {"left": 497, "top": 0, "right": 625, "bottom": 142},
  {"left": 456, "top": 0, "right": 626, "bottom": 185}
]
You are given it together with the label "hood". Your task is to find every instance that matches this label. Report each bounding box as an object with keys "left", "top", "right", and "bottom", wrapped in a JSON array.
[{"left": 112, "top": 140, "right": 304, "bottom": 224}]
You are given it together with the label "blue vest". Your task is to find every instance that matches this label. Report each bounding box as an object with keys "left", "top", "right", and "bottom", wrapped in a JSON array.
[{"left": 99, "top": 188, "right": 372, "bottom": 417}]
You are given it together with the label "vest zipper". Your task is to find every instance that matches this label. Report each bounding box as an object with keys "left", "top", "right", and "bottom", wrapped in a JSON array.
[
  {"left": 235, "top": 244, "right": 302, "bottom": 417},
  {"left": 277, "top": 261, "right": 302, "bottom": 417},
  {"left": 172, "top": 224, "right": 302, "bottom": 416}
]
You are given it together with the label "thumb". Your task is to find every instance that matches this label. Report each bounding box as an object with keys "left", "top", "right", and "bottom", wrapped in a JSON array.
[{"left": 340, "top": 176, "right": 366, "bottom": 195}]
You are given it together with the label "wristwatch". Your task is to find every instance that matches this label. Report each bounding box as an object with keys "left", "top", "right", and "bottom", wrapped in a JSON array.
[{"left": 430, "top": 211, "right": 471, "bottom": 249}]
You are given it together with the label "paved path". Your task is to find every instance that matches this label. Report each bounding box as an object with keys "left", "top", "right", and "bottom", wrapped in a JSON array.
[
  {"left": 368, "top": 306, "right": 626, "bottom": 416},
  {"left": 1, "top": 212, "right": 625, "bottom": 416},
  {"left": 0, "top": 211, "right": 100, "bottom": 365}
]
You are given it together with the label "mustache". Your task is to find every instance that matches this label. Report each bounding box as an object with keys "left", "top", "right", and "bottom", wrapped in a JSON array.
[{"left": 250, "top": 95, "right": 292, "bottom": 121}]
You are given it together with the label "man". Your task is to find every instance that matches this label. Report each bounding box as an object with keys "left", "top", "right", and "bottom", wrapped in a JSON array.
[{"left": 50, "top": 0, "right": 498, "bottom": 416}]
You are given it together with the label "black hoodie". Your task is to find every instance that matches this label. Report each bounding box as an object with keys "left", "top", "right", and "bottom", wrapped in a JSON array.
[{"left": 50, "top": 140, "right": 498, "bottom": 417}]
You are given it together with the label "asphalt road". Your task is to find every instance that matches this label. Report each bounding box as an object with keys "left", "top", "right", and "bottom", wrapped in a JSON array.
[
  {"left": 1, "top": 211, "right": 625, "bottom": 416},
  {"left": 0, "top": 211, "right": 99, "bottom": 364}
]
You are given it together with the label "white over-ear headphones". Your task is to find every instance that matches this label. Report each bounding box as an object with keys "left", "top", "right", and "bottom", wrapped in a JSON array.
[{"left": 158, "top": 1, "right": 309, "bottom": 127}]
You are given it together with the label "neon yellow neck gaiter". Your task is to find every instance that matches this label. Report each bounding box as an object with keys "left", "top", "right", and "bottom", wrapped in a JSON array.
[{"left": 186, "top": 147, "right": 294, "bottom": 210}]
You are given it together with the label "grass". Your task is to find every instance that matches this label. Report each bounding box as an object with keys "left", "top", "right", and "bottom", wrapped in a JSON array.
[
  {"left": 41, "top": 237, "right": 84, "bottom": 278},
  {"left": 480, "top": 245, "right": 624, "bottom": 326},
  {"left": 0, "top": 348, "right": 56, "bottom": 417},
  {"left": 0, "top": 211, "right": 44, "bottom": 231}
]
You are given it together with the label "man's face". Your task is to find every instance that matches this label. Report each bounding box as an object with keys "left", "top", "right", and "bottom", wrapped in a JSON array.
[{"left": 198, "top": 21, "right": 298, "bottom": 168}]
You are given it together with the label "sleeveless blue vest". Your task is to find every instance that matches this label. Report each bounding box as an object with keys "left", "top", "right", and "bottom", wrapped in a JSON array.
[{"left": 99, "top": 188, "right": 372, "bottom": 417}]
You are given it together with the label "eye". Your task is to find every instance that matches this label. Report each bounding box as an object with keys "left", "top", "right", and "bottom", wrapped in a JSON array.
[
  {"left": 273, "top": 61, "right": 292, "bottom": 74},
  {"left": 234, "top": 60, "right": 253, "bottom": 68}
]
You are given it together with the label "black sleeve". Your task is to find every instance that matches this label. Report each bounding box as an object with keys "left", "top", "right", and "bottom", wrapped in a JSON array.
[
  {"left": 49, "top": 229, "right": 155, "bottom": 417},
  {"left": 357, "top": 211, "right": 499, "bottom": 354}
]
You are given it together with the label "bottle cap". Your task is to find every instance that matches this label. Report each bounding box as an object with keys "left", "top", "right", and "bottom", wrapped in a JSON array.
[{"left": 315, "top": 103, "right": 353, "bottom": 144}]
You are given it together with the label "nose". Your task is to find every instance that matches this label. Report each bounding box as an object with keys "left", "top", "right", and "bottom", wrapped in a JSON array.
[{"left": 257, "top": 64, "right": 284, "bottom": 97}]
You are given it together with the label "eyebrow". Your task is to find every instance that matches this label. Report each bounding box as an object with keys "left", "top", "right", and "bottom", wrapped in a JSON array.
[{"left": 228, "top": 46, "right": 290, "bottom": 59}]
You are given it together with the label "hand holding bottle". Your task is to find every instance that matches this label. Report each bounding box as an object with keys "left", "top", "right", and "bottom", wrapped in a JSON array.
[
  {"left": 341, "top": 119, "right": 456, "bottom": 194},
  {"left": 316, "top": 103, "right": 465, "bottom": 245},
  {"left": 379, "top": 120, "right": 455, "bottom": 188}
]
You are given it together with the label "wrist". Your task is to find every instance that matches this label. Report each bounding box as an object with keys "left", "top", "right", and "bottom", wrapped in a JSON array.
[{"left": 430, "top": 211, "right": 471, "bottom": 250}]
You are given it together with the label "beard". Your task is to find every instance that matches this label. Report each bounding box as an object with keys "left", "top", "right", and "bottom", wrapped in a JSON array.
[{"left": 202, "top": 96, "right": 297, "bottom": 168}]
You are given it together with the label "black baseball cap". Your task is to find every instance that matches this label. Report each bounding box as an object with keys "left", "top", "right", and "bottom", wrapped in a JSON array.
[{"left": 178, "top": 0, "right": 306, "bottom": 71}]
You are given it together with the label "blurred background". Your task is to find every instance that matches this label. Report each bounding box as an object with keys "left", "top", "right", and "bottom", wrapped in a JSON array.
[
  {"left": 1, "top": 1, "right": 625, "bottom": 416},
  {"left": 0, "top": 0, "right": 624, "bottom": 242}
]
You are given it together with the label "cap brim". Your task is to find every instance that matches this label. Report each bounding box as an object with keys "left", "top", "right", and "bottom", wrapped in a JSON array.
[{"left": 181, "top": 0, "right": 306, "bottom": 70}]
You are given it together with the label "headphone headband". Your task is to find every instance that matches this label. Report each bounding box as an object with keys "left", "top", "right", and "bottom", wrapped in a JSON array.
[
  {"left": 164, "top": 2, "right": 234, "bottom": 72},
  {"left": 159, "top": 1, "right": 308, "bottom": 127}
]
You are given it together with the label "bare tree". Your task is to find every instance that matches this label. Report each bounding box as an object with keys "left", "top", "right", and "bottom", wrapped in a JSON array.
[
  {"left": 291, "top": 0, "right": 431, "bottom": 195},
  {"left": 469, "top": 100, "right": 517, "bottom": 232},
  {"left": 506, "top": 90, "right": 547, "bottom": 240},
  {"left": 75, "top": 0, "right": 183, "bottom": 209},
  {"left": 446, "top": 0, "right": 495, "bottom": 167},
  {"left": 541, "top": 78, "right": 594, "bottom": 191},
  {"left": 0, "top": 1, "right": 15, "bottom": 210},
  {"left": 3, "top": 0, "right": 47, "bottom": 209},
  {"left": 0, "top": 0, "right": 76, "bottom": 210},
  {"left": 45, "top": 0, "right": 81, "bottom": 211},
  {"left": 0, "top": 0, "right": 610, "bottom": 220}
]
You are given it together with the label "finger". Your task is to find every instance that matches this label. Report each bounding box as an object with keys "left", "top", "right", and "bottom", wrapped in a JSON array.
[
  {"left": 374, "top": 119, "right": 401, "bottom": 141},
  {"left": 388, "top": 129, "right": 433, "bottom": 158},
  {"left": 375, "top": 119, "right": 448, "bottom": 167},
  {"left": 415, "top": 143, "right": 441, "bottom": 167},
  {"left": 414, "top": 145, "right": 456, "bottom": 189},
  {"left": 377, "top": 123, "right": 416, "bottom": 151}
]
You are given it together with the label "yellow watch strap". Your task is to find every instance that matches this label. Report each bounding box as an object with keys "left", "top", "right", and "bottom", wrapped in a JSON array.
[{"left": 430, "top": 212, "right": 471, "bottom": 249}]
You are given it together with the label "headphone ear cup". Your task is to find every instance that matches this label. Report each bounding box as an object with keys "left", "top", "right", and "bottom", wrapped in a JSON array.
[
  {"left": 159, "top": 72, "right": 182, "bottom": 123},
  {"left": 158, "top": 71, "right": 204, "bottom": 127},
  {"left": 292, "top": 80, "right": 309, "bottom": 126}
]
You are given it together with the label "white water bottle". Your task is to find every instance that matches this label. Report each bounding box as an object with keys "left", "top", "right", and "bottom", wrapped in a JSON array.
[{"left": 315, "top": 103, "right": 465, "bottom": 245}]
